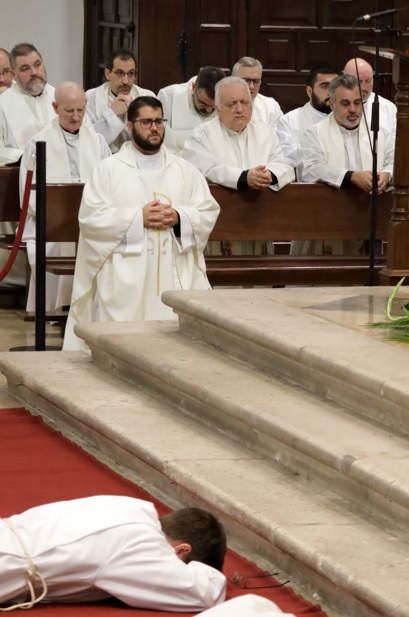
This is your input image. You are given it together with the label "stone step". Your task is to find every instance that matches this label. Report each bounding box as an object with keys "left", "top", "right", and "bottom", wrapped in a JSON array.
[
  {"left": 0, "top": 349, "right": 408, "bottom": 617},
  {"left": 160, "top": 288, "right": 409, "bottom": 437},
  {"left": 74, "top": 319, "right": 409, "bottom": 535}
]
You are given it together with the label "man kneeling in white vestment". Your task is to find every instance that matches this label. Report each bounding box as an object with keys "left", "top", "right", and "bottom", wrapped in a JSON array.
[
  {"left": 0, "top": 495, "right": 227, "bottom": 611},
  {"left": 63, "top": 95, "right": 220, "bottom": 351},
  {"left": 183, "top": 76, "right": 294, "bottom": 256},
  {"left": 299, "top": 74, "right": 394, "bottom": 256},
  {"left": 20, "top": 81, "right": 111, "bottom": 312}
]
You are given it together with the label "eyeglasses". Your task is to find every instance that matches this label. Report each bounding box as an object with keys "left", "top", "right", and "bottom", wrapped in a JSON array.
[
  {"left": 0, "top": 68, "right": 11, "bottom": 78},
  {"left": 133, "top": 118, "right": 168, "bottom": 128},
  {"left": 243, "top": 78, "right": 262, "bottom": 86},
  {"left": 193, "top": 90, "right": 215, "bottom": 110},
  {"left": 111, "top": 70, "right": 136, "bottom": 79}
]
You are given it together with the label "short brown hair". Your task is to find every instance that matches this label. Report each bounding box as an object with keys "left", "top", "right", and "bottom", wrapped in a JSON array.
[
  {"left": 10, "top": 43, "right": 41, "bottom": 69},
  {"left": 160, "top": 507, "right": 227, "bottom": 572}
]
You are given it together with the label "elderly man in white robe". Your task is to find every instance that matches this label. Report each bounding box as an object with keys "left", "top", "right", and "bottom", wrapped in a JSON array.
[
  {"left": 182, "top": 76, "right": 294, "bottom": 256},
  {"left": 86, "top": 48, "right": 154, "bottom": 153},
  {"left": 0, "top": 48, "right": 14, "bottom": 94},
  {"left": 299, "top": 74, "right": 394, "bottom": 256},
  {"left": 276, "top": 65, "right": 338, "bottom": 169},
  {"left": 157, "top": 66, "right": 225, "bottom": 154},
  {"left": 63, "top": 95, "right": 219, "bottom": 351},
  {"left": 0, "top": 43, "right": 56, "bottom": 288},
  {"left": 232, "top": 57, "right": 283, "bottom": 127},
  {"left": 20, "top": 82, "right": 111, "bottom": 313},
  {"left": 343, "top": 57, "right": 396, "bottom": 143},
  {"left": 0, "top": 495, "right": 227, "bottom": 611}
]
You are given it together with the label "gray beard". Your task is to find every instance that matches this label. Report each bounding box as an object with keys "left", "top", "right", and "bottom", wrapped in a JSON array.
[{"left": 17, "top": 76, "right": 47, "bottom": 96}]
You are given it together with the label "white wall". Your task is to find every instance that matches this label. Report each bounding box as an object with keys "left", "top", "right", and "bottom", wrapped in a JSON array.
[{"left": 0, "top": 0, "right": 84, "bottom": 86}]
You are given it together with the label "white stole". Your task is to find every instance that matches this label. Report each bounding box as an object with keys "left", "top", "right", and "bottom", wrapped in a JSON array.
[
  {"left": 315, "top": 112, "right": 384, "bottom": 171},
  {"left": 1, "top": 83, "right": 56, "bottom": 149},
  {"left": 40, "top": 116, "right": 103, "bottom": 183},
  {"left": 206, "top": 117, "right": 273, "bottom": 168}
]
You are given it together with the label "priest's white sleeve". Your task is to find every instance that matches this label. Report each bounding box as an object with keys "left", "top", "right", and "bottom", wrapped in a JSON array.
[
  {"left": 299, "top": 125, "right": 346, "bottom": 187},
  {"left": 0, "top": 104, "right": 23, "bottom": 166},
  {"left": 86, "top": 88, "right": 126, "bottom": 147},
  {"left": 265, "top": 130, "right": 295, "bottom": 191},
  {"left": 183, "top": 126, "right": 243, "bottom": 189},
  {"left": 96, "top": 525, "right": 226, "bottom": 611}
]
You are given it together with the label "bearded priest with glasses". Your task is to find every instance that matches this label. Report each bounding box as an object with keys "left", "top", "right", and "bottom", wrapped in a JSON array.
[
  {"left": 86, "top": 49, "right": 155, "bottom": 153},
  {"left": 63, "top": 96, "right": 220, "bottom": 351}
]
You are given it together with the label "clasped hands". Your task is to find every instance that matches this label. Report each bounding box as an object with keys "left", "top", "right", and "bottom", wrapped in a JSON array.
[
  {"left": 351, "top": 170, "right": 390, "bottom": 194},
  {"left": 247, "top": 165, "right": 272, "bottom": 190},
  {"left": 143, "top": 199, "right": 178, "bottom": 230}
]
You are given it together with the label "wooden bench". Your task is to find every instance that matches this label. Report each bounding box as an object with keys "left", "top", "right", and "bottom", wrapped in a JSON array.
[
  {"left": 42, "top": 182, "right": 392, "bottom": 287},
  {"left": 207, "top": 183, "right": 392, "bottom": 286},
  {"left": 0, "top": 166, "right": 27, "bottom": 306}
]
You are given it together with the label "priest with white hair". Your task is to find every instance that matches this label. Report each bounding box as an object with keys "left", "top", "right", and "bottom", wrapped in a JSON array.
[
  {"left": 20, "top": 81, "right": 111, "bottom": 312},
  {"left": 182, "top": 76, "right": 294, "bottom": 256}
]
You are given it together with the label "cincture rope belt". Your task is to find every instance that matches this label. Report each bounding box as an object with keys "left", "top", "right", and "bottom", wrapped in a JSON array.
[{"left": 0, "top": 518, "right": 48, "bottom": 611}]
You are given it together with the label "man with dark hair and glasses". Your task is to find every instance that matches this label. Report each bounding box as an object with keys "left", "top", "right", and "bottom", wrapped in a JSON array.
[
  {"left": 0, "top": 48, "right": 14, "bottom": 94},
  {"left": 232, "top": 57, "right": 282, "bottom": 128},
  {"left": 86, "top": 49, "right": 154, "bottom": 153},
  {"left": 63, "top": 96, "right": 219, "bottom": 351},
  {"left": 157, "top": 66, "right": 225, "bottom": 154}
]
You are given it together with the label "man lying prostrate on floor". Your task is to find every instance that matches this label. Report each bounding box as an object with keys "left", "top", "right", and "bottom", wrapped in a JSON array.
[
  {"left": 201, "top": 594, "right": 296, "bottom": 616},
  {"left": 0, "top": 495, "right": 227, "bottom": 611}
]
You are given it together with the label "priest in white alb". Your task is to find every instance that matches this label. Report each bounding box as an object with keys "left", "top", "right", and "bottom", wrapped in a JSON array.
[
  {"left": 157, "top": 66, "right": 225, "bottom": 154},
  {"left": 86, "top": 49, "right": 154, "bottom": 153},
  {"left": 0, "top": 43, "right": 55, "bottom": 167},
  {"left": 20, "top": 82, "right": 111, "bottom": 313},
  {"left": 299, "top": 73, "right": 394, "bottom": 255},
  {"left": 63, "top": 95, "right": 219, "bottom": 351},
  {"left": 0, "top": 43, "right": 56, "bottom": 287},
  {"left": 182, "top": 76, "right": 294, "bottom": 256}
]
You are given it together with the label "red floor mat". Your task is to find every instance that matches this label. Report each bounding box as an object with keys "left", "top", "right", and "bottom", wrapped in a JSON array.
[{"left": 0, "top": 407, "right": 328, "bottom": 616}]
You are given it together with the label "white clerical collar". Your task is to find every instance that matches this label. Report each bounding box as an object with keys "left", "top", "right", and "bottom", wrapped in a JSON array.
[
  {"left": 339, "top": 124, "right": 360, "bottom": 135},
  {"left": 225, "top": 125, "right": 247, "bottom": 136},
  {"left": 60, "top": 126, "right": 80, "bottom": 142},
  {"left": 131, "top": 144, "right": 163, "bottom": 169},
  {"left": 309, "top": 103, "right": 329, "bottom": 123}
]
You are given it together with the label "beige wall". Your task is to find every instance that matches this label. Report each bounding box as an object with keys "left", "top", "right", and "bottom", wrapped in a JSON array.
[{"left": 0, "top": 0, "right": 84, "bottom": 87}]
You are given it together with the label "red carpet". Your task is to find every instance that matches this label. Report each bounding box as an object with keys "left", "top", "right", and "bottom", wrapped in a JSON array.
[{"left": 0, "top": 407, "right": 328, "bottom": 616}]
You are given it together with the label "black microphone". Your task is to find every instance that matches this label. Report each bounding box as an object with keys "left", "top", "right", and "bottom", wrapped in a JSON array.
[{"left": 356, "top": 8, "right": 397, "bottom": 22}]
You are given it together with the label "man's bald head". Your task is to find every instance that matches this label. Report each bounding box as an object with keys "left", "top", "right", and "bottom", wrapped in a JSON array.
[
  {"left": 343, "top": 58, "right": 373, "bottom": 102},
  {"left": 53, "top": 81, "right": 87, "bottom": 133}
]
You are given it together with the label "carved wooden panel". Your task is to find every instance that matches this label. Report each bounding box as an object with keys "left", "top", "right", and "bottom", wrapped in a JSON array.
[{"left": 248, "top": 0, "right": 398, "bottom": 112}]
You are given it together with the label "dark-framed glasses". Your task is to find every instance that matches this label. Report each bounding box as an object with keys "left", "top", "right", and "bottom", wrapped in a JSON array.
[
  {"left": 0, "top": 68, "right": 11, "bottom": 78},
  {"left": 243, "top": 78, "right": 262, "bottom": 86},
  {"left": 133, "top": 118, "right": 168, "bottom": 128},
  {"left": 111, "top": 70, "right": 136, "bottom": 79}
]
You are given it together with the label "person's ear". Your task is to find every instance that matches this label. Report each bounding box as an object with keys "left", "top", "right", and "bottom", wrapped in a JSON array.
[
  {"left": 52, "top": 101, "right": 58, "bottom": 113},
  {"left": 173, "top": 542, "right": 192, "bottom": 561},
  {"left": 104, "top": 67, "right": 111, "bottom": 81},
  {"left": 306, "top": 85, "right": 312, "bottom": 100},
  {"left": 191, "top": 81, "right": 196, "bottom": 91}
]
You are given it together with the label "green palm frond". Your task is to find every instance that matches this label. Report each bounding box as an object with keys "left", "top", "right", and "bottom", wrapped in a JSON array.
[{"left": 369, "top": 278, "right": 409, "bottom": 340}]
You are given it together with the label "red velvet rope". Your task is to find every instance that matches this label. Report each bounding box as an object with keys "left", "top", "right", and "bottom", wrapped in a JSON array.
[{"left": 0, "top": 165, "right": 33, "bottom": 282}]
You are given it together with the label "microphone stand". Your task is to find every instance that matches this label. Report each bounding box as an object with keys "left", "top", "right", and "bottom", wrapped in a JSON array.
[{"left": 367, "top": 16, "right": 381, "bottom": 286}]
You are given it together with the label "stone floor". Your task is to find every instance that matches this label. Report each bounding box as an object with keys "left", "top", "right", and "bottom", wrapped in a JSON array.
[
  {"left": 0, "top": 284, "right": 406, "bottom": 410},
  {"left": 0, "top": 309, "right": 64, "bottom": 407}
]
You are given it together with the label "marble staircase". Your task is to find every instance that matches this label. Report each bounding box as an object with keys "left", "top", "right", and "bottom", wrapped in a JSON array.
[{"left": 1, "top": 287, "right": 409, "bottom": 617}]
